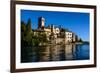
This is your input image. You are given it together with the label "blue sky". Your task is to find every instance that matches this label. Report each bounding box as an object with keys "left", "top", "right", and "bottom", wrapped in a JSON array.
[{"left": 21, "top": 10, "right": 90, "bottom": 41}]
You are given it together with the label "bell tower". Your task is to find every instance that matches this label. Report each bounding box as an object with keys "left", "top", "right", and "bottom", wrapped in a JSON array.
[{"left": 38, "top": 17, "right": 45, "bottom": 29}]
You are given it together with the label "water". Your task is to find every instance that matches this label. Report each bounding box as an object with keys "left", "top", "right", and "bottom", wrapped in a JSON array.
[{"left": 21, "top": 43, "right": 89, "bottom": 63}]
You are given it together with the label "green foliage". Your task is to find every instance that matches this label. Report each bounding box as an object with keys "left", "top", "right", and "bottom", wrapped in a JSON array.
[
  {"left": 21, "top": 18, "right": 33, "bottom": 47},
  {"left": 78, "top": 38, "right": 83, "bottom": 42},
  {"left": 21, "top": 21, "right": 26, "bottom": 41},
  {"left": 37, "top": 32, "right": 48, "bottom": 43},
  {"left": 31, "top": 32, "right": 48, "bottom": 46},
  {"left": 21, "top": 21, "right": 26, "bottom": 32},
  {"left": 26, "top": 18, "right": 32, "bottom": 33},
  {"left": 61, "top": 28, "right": 69, "bottom": 32},
  {"left": 32, "top": 35, "right": 40, "bottom": 46},
  {"left": 21, "top": 18, "right": 48, "bottom": 47}
]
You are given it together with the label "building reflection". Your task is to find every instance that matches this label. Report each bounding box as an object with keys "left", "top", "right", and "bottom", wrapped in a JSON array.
[
  {"left": 37, "top": 44, "right": 76, "bottom": 62},
  {"left": 21, "top": 44, "right": 89, "bottom": 63},
  {"left": 39, "top": 46, "right": 50, "bottom": 62},
  {"left": 64, "top": 44, "right": 76, "bottom": 60}
]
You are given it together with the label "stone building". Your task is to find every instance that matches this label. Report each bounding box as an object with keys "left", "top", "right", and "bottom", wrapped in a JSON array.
[
  {"left": 65, "top": 32, "right": 73, "bottom": 43},
  {"left": 33, "top": 17, "right": 77, "bottom": 44},
  {"left": 37, "top": 17, "right": 60, "bottom": 40},
  {"left": 65, "top": 31, "right": 76, "bottom": 43},
  {"left": 38, "top": 17, "right": 45, "bottom": 29}
]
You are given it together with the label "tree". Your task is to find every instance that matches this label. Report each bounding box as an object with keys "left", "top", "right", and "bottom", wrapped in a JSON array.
[
  {"left": 21, "top": 18, "right": 48, "bottom": 47},
  {"left": 21, "top": 18, "right": 33, "bottom": 47},
  {"left": 21, "top": 21, "right": 26, "bottom": 40},
  {"left": 32, "top": 35, "right": 40, "bottom": 46},
  {"left": 75, "top": 35, "right": 78, "bottom": 42},
  {"left": 21, "top": 21, "right": 26, "bottom": 32},
  {"left": 78, "top": 38, "right": 83, "bottom": 42},
  {"left": 26, "top": 18, "right": 32, "bottom": 33},
  {"left": 37, "top": 32, "right": 48, "bottom": 45}
]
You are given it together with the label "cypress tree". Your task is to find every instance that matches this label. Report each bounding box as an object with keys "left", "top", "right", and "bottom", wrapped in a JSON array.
[{"left": 26, "top": 18, "right": 32, "bottom": 33}]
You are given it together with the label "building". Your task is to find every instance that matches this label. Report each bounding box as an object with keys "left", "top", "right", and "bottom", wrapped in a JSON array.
[
  {"left": 65, "top": 32, "right": 73, "bottom": 43},
  {"left": 38, "top": 17, "right": 45, "bottom": 29},
  {"left": 72, "top": 33, "right": 76, "bottom": 42},
  {"left": 65, "top": 31, "right": 76, "bottom": 43},
  {"left": 37, "top": 17, "right": 60, "bottom": 40},
  {"left": 33, "top": 17, "right": 77, "bottom": 44}
]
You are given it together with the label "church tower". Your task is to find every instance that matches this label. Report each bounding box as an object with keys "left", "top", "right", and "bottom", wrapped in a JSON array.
[{"left": 38, "top": 17, "right": 45, "bottom": 29}]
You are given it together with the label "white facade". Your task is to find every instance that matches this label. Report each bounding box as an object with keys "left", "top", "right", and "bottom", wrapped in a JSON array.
[
  {"left": 55, "top": 28, "right": 60, "bottom": 34},
  {"left": 41, "top": 17, "right": 45, "bottom": 27},
  {"left": 65, "top": 32, "right": 73, "bottom": 43}
]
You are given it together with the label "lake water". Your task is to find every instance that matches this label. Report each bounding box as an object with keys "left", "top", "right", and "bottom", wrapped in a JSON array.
[{"left": 21, "top": 44, "right": 89, "bottom": 63}]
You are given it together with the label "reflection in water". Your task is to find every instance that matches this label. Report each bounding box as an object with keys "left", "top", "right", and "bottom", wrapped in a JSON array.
[{"left": 21, "top": 44, "right": 89, "bottom": 63}]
